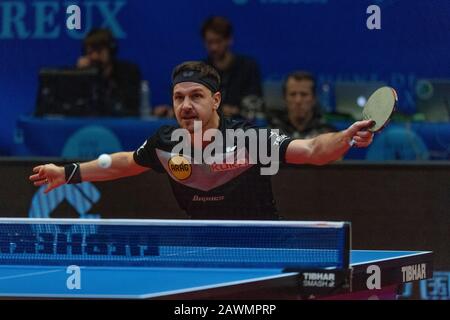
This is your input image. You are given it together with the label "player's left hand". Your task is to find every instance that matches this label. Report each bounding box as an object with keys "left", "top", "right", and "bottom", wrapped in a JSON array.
[{"left": 345, "top": 120, "right": 374, "bottom": 148}]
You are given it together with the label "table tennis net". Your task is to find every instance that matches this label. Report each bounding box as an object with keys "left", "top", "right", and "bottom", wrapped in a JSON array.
[{"left": 0, "top": 219, "right": 350, "bottom": 269}]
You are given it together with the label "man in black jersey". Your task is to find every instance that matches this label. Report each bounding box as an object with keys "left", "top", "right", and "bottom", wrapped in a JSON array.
[{"left": 29, "top": 61, "right": 374, "bottom": 220}]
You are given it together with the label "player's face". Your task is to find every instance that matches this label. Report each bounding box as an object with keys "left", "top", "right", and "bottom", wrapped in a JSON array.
[
  {"left": 285, "top": 78, "right": 316, "bottom": 119},
  {"left": 173, "top": 82, "right": 221, "bottom": 133},
  {"left": 204, "top": 31, "right": 231, "bottom": 61}
]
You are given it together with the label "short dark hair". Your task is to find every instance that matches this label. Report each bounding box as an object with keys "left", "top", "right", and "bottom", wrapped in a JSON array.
[
  {"left": 172, "top": 61, "right": 221, "bottom": 93},
  {"left": 83, "top": 28, "right": 117, "bottom": 54},
  {"left": 201, "top": 16, "right": 233, "bottom": 39},
  {"left": 282, "top": 71, "right": 317, "bottom": 97}
]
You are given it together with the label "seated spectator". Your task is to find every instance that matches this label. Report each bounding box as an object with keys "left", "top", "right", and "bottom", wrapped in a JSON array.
[
  {"left": 269, "top": 71, "right": 335, "bottom": 139},
  {"left": 201, "top": 16, "right": 263, "bottom": 120},
  {"left": 152, "top": 17, "right": 263, "bottom": 120},
  {"left": 77, "top": 28, "right": 141, "bottom": 117}
]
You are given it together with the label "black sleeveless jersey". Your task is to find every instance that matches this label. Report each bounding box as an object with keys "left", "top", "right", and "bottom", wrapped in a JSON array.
[{"left": 133, "top": 117, "right": 292, "bottom": 220}]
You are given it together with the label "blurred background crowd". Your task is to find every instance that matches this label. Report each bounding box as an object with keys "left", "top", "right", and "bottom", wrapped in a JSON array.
[{"left": 1, "top": 0, "right": 449, "bottom": 161}]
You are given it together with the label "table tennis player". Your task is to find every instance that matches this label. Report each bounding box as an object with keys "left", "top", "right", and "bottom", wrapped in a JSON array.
[{"left": 29, "top": 61, "right": 374, "bottom": 220}]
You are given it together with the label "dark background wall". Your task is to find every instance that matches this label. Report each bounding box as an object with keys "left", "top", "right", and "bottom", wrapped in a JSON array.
[{"left": 1, "top": 158, "right": 448, "bottom": 269}]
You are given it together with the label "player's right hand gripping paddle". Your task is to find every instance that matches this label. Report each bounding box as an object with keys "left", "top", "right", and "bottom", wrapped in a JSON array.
[{"left": 351, "top": 86, "right": 398, "bottom": 146}]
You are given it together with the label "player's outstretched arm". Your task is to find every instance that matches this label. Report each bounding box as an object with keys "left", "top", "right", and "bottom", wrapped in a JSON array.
[
  {"left": 285, "top": 120, "right": 374, "bottom": 165},
  {"left": 29, "top": 152, "right": 149, "bottom": 194}
]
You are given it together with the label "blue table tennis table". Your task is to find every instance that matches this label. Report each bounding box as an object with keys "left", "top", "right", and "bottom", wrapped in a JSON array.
[{"left": 0, "top": 219, "right": 433, "bottom": 300}]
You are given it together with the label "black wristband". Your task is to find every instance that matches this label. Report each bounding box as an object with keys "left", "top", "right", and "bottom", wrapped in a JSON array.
[{"left": 64, "top": 163, "right": 82, "bottom": 184}]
